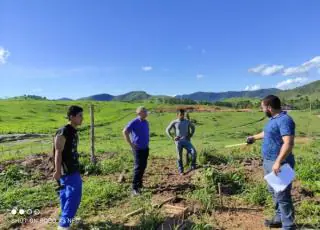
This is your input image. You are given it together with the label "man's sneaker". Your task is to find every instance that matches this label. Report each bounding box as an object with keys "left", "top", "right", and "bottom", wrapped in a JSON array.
[
  {"left": 264, "top": 218, "right": 282, "bottom": 228},
  {"left": 191, "top": 165, "right": 197, "bottom": 170},
  {"left": 132, "top": 189, "right": 141, "bottom": 196}
]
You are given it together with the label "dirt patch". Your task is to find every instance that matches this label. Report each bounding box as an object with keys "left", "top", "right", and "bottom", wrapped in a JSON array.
[
  {"left": 0, "top": 213, "right": 8, "bottom": 229},
  {"left": 157, "top": 217, "right": 193, "bottom": 230},
  {"left": 144, "top": 157, "right": 197, "bottom": 196},
  {"left": 291, "top": 180, "right": 320, "bottom": 205},
  {"left": 213, "top": 209, "right": 267, "bottom": 230},
  {"left": 0, "top": 153, "right": 54, "bottom": 181},
  {"left": 21, "top": 207, "right": 59, "bottom": 230},
  {"left": 0, "top": 152, "right": 119, "bottom": 179},
  {"left": 206, "top": 157, "right": 264, "bottom": 185},
  {"left": 240, "top": 157, "right": 264, "bottom": 183},
  {"left": 295, "top": 136, "right": 312, "bottom": 144},
  {"left": 21, "top": 153, "right": 54, "bottom": 180},
  {"left": 1, "top": 207, "right": 59, "bottom": 230},
  {"left": 0, "top": 158, "right": 25, "bottom": 169}
]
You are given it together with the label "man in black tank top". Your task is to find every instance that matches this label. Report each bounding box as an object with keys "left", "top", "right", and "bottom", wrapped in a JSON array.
[
  {"left": 55, "top": 124, "right": 80, "bottom": 175},
  {"left": 53, "top": 106, "right": 83, "bottom": 230}
]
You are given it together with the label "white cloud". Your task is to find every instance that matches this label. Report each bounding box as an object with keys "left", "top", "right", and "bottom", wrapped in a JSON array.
[
  {"left": 248, "top": 64, "right": 284, "bottom": 76},
  {"left": 141, "top": 66, "right": 152, "bottom": 72},
  {"left": 0, "top": 47, "right": 10, "bottom": 65},
  {"left": 303, "top": 56, "right": 320, "bottom": 67},
  {"left": 249, "top": 56, "right": 320, "bottom": 77},
  {"left": 283, "top": 56, "right": 320, "bottom": 76},
  {"left": 196, "top": 74, "right": 204, "bottom": 79},
  {"left": 245, "top": 84, "right": 261, "bottom": 91},
  {"left": 248, "top": 64, "right": 267, "bottom": 74},
  {"left": 283, "top": 66, "right": 308, "bottom": 76},
  {"left": 276, "top": 77, "right": 308, "bottom": 89},
  {"left": 262, "top": 65, "right": 284, "bottom": 76}
]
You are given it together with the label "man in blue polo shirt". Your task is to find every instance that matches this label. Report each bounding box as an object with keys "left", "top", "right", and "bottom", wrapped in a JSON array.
[
  {"left": 247, "top": 95, "right": 296, "bottom": 230},
  {"left": 123, "top": 106, "right": 149, "bottom": 195}
]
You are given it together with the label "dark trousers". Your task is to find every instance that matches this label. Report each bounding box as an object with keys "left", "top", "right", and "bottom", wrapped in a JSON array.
[
  {"left": 263, "top": 159, "right": 296, "bottom": 230},
  {"left": 132, "top": 148, "right": 149, "bottom": 190}
]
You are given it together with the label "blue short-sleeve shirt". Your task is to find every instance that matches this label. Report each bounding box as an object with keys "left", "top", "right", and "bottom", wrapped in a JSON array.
[
  {"left": 262, "top": 111, "right": 295, "bottom": 162},
  {"left": 125, "top": 117, "right": 149, "bottom": 150}
]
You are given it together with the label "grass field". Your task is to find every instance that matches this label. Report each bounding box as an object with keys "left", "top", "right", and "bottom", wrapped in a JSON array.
[{"left": 0, "top": 100, "right": 319, "bottom": 229}]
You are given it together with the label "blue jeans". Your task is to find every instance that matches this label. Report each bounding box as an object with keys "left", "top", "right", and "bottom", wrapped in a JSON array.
[
  {"left": 132, "top": 148, "right": 149, "bottom": 190},
  {"left": 175, "top": 139, "right": 197, "bottom": 172},
  {"left": 263, "top": 158, "right": 295, "bottom": 230},
  {"left": 59, "top": 172, "right": 82, "bottom": 228}
]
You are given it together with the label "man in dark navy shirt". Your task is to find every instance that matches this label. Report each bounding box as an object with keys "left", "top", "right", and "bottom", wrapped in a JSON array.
[{"left": 247, "top": 95, "right": 296, "bottom": 230}]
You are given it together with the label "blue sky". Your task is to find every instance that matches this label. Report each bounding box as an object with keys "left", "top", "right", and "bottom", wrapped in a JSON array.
[{"left": 1, "top": 0, "right": 320, "bottom": 99}]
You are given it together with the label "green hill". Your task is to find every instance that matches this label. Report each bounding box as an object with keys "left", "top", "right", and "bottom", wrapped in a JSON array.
[
  {"left": 7, "top": 95, "right": 48, "bottom": 100},
  {"left": 113, "top": 91, "right": 152, "bottom": 101},
  {"left": 176, "top": 88, "right": 281, "bottom": 102},
  {"left": 278, "top": 80, "right": 320, "bottom": 99},
  {"left": 7, "top": 80, "right": 320, "bottom": 104},
  {"left": 78, "top": 94, "right": 114, "bottom": 101}
]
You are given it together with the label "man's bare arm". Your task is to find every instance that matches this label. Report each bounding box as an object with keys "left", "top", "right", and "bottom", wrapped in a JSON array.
[
  {"left": 122, "top": 128, "right": 136, "bottom": 149},
  {"left": 165, "top": 122, "right": 175, "bottom": 139},
  {"left": 189, "top": 122, "right": 195, "bottom": 138},
  {"left": 277, "top": 136, "right": 294, "bottom": 163},
  {"left": 53, "top": 135, "right": 66, "bottom": 180},
  {"left": 272, "top": 135, "right": 295, "bottom": 174},
  {"left": 247, "top": 131, "right": 264, "bottom": 144}
]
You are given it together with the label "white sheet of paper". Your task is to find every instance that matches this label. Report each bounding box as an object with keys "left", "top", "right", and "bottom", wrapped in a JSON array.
[{"left": 264, "top": 163, "right": 295, "bottom": 193}]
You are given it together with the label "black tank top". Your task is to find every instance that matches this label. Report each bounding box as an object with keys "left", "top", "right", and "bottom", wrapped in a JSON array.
[{"left": 55, "top": 124, "right": 80, "bottom": 175}]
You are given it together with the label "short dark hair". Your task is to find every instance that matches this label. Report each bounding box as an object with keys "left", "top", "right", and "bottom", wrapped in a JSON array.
[
  {"left": 67, "top": 106, "right": 83, "bottom": 119},
  {"left": 177, "top": 109, "right": 185, "bottom": 115},
  {"left": 262, "top": 95, "right": 281, "bottom": 110}
]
